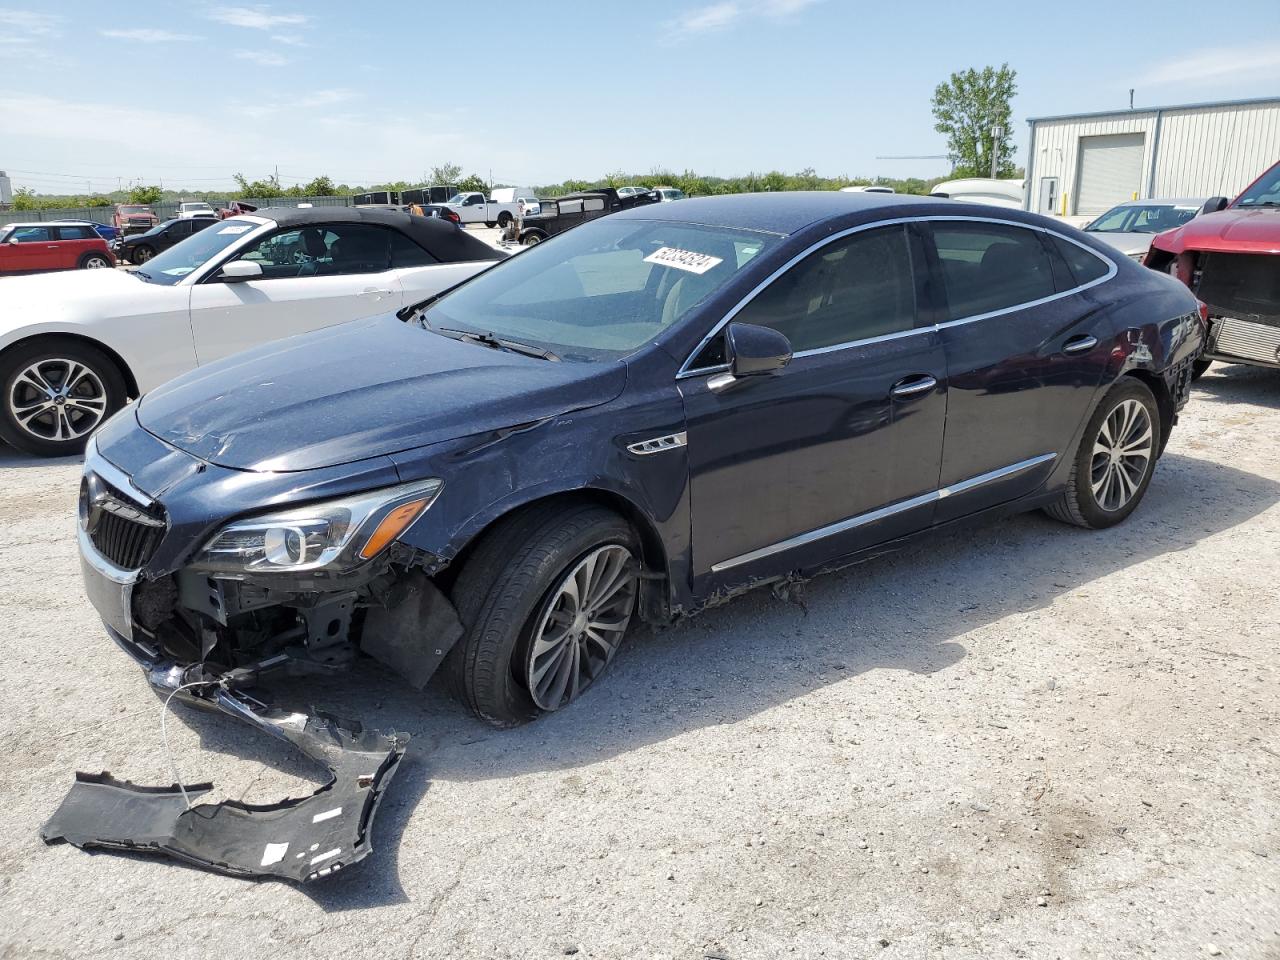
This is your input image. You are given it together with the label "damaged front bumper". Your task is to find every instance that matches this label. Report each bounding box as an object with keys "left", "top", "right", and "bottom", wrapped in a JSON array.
[{"left": 41, "top": 629, "right": 409, "bottom": 882}]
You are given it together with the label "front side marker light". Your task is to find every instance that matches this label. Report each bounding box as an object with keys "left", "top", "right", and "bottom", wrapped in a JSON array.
[{"left": 359, "top": 499, "right": 433, "bottom": 560}]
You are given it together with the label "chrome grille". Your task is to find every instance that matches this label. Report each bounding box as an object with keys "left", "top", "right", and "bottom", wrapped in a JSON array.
[
  {"left": 1212, "top": 318, "right": 1280, "bottom": 365},
  {"left": 81, "top": 475, "right": 165, "bottom": 570}
]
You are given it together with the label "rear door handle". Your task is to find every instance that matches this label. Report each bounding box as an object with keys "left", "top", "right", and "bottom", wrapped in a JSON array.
[
  {"left": 890, "top": 374, "right": 937, "bottom": 399},
  {"left": 1062, "top": 334, "right": 1098, "bottom": 355}
]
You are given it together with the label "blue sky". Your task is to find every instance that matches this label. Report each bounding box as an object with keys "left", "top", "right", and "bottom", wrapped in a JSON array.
[{"left": 3, "top": 0, "right": 1279, "bottom": 194}]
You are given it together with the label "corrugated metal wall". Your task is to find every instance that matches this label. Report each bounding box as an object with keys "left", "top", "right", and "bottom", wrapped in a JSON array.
[{"left": 1026, "top": 99, "right": 1280, "bottom": 213}]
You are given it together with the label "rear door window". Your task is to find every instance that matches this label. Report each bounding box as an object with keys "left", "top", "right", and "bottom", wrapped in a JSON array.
[
  {"left": 55, "top": 225, "right": 95, "bottom": 241},
  {"left": 929, "top": 222, "right": 1057, "bottom": 321}
]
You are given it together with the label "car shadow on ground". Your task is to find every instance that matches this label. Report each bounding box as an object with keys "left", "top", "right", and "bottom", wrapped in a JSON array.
[
  {"left": 143, "top": 446, "right": 1280, "bottom": 909},
  {"left": 0, "top": 443, "right": 82, "bottom": 469},
  {"left": 1191, "top": 363, "right": 1280, "bottom": 409}
]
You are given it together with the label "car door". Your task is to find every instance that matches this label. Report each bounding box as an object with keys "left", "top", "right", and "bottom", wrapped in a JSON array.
[
  {"left": 186, "top": 222, "right": 405, "bottom": 365},
  {"left": 160, "top": 219, "right": 192, "bottom": 252},
  {"left": 3, "top": 226, "right": 60, "bottom": 272},
  {"left": 52, "top": 225, "right": 94, "bottom": 268},
  {"left": 924, "top": 218, "right": 1115, "bottom": 522},
  {"left": 679, "top": 223, "right": 948, "bottom": 586}
]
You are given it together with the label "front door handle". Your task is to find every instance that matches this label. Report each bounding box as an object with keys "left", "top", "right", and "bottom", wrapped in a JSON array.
[
  {"left": 363, "top": 288, "right": 396, "bottom": 297},
  {"left": 890, "top": 374, "right": 937, "bottom": 399},
  {"left": 1062, "top": 334, "right": 1098, "bottom": 355}
]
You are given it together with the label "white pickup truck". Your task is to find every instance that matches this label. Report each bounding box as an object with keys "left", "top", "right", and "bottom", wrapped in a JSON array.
[{"left": 442, "top": 192, "right": 520, "bottom": 228}]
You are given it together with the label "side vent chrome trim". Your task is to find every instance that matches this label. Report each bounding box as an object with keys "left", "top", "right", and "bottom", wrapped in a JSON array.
[
  {"left": 709, "top": 452, "right": 1056, "bottom": 573},
  {"left": 627, "top": 432, "right": 688, "bottom": 456}
]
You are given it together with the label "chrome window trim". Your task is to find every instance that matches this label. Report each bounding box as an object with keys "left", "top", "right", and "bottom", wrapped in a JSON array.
[
  {"left": 677, "top": 215, "right": 1117, "bottom": 379},
  {"left": 708, "top": 453, "right": 1057, "bottom": 573}
]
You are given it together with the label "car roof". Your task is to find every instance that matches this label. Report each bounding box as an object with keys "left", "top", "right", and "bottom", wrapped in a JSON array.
[
  {"left": 610, "top": 190, "right": 961, "bottom": 235},
  {"left": 249, "top": 205, "right": 498, "bottom": 262}
]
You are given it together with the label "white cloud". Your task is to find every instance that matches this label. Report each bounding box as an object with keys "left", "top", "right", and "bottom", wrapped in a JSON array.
[
  {"left": 662, "top": 0, "right": 816, "bottom": 41},
  {"left": 0, "top": 8, "right": 60, "bottom": 34},
  {"left": 1136, "top": 44, "right": 1280, "bottom": 88},
  {"left": 270, "top": 33, "right": 307, "bottom": 45},
  {"left": 234, "top": 49, "right": 289, "bottom": 66},
  {"left": 101, "top": 28, "right": 201, "bottom": 42},
  {"left": 207, "top": 5, "right": 307, "bottom": 29}
]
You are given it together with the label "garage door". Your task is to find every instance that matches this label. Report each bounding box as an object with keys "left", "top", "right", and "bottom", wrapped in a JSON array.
[{"left": 1075, "top": 133, "right": 1144, "bottom": 215}]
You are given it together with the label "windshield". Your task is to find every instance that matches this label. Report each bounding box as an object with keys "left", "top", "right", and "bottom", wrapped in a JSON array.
[
  {"left": 183, "top": 203, "right": 212, "bottom": 210},
  {"left": 447, "top": 194, "right": 469, "bottom": 204},
  {"left": 142, "top": 219, "right": 176, "bottom": 237},
  {"left": 1086, "top": 203, "right": 1198, "bottom": 234},
  {"left": 1235, "top": 164, "right": 1280, "bottom": 207},
  {"left": 421, "top": 218, "right": 775, "bottom": 361},
  {"left": 120, "top": 206, "right": 150, "bottom": 214},
  {"left": 135, "top": 218, "right": 261, "bottom": 285}
]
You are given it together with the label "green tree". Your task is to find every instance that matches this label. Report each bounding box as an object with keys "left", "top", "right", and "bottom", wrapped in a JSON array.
[
  {"left": 429, "top": 162, "right": 462, "bottom": 185},
  {"left": 128, "top": 184, "right": 164, "bottom": 204},
  {"left": 456, "top": 174, "right": 488, "bottom": 194},
  {"left": 931, "top": 63, "right": 1018, "bottom": 178},
  {"left": 233, "top": 172, "right": 283, "bottom": 199},
  {"left": 302, "top": 175, "right": 335, "bottom": 196}
]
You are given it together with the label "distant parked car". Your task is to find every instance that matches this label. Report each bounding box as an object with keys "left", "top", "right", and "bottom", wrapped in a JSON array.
[
  {"left": 0, "top": 206, "right": 500, "bottom": 455},
  {"left": 840, "top": 185, "right": 895, "bottom": 194},
  {"left": 1084, "top": 198, "right": 1205, "bottom": 261},
  {"left": 114, "top": 217, "right": 218, "bottom": 265},
  {"left": 616, "top": 186, "right": 652, "bottom": 199},
  {"left": 49, "top": 219, "right": 120, "bottom": 243},
  {"left": 0, "top": 222, "right": 114, "bottom": 275},
  {"left": 652, "top": 187, "right": 686, "bottom": 202},
  {"left": 929, "top": 178, "right": 1025, "bottom": 209},
  {"left": 176, "top": 201, "right": 218, "bottom": 220},
  {"left": 218, "top": 200, "right": 259, "bottom": 219},
  {"left": 112, "top": 204, "right": 159, "bottom": 236}
]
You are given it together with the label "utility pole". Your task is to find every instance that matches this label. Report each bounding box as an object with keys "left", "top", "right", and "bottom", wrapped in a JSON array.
[{"left": 990, "top": 125, "right": 1005, "bottom": 179}]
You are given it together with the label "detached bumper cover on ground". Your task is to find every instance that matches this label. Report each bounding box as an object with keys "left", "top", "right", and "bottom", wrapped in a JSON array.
[{"left": 40, "top": 633, "right": 409, "bottom": 883}]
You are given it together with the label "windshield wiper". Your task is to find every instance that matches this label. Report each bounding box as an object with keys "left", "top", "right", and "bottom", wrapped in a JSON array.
[{"left": 436, "top": 327, "right": 560, "bottom": 361}]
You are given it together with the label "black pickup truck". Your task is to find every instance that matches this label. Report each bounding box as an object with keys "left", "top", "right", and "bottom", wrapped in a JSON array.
[{"left": 507, "top": 187, "right": 660, "bottom": 245}]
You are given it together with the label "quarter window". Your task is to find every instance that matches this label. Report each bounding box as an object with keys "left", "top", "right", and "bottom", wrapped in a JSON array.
[
  {"left": 389, "top": 230, "right": 438, "bottom": 267},
  {"left": 732, "top": 224, "right": 917, "bottom": 352},
  {"left": 1046, "top": 233, "right": 1110, "bottom": 287},
  {"left": 931, "top": 222, "right": 1057, "bottom": 321}
]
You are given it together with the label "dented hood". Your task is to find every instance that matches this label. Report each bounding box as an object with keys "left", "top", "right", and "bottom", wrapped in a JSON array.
[
  {"left": 1151, "top": 207, "right": 1280, "bottom": 256},
  {"left": 137, "top": 314, "right": 626, "bottom": 472}
]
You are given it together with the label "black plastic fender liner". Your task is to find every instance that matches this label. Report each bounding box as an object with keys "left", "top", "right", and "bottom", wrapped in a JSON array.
[{"left": 41, "top": 683, "right": 409, "bottom": 883}]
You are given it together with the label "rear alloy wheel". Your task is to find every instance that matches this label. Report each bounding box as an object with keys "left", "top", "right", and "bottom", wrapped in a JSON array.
[
  {"left": 131, "top": 245, "right": 155, "bottom": 264},
  {"left": 80, "top": 254, "right": 111, "bottom": 269},
  {"left": 0, "top": 341, "right": 127, "bottom": 457},
  {"left": 445, "top": 504, "right": 640, "bottom": 727},
  {"left": 1044, "top": 379, "right": 1160, "bottom": 529}
]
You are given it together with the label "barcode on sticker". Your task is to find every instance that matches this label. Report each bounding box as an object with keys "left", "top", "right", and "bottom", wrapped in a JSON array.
[{"left": 643, "top": 246, "right": 724, "bottom": 275}]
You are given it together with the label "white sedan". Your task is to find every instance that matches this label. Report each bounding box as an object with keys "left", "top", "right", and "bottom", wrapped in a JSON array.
[{"left": 0, "top": 207, "right": 499, "bottom": 456}]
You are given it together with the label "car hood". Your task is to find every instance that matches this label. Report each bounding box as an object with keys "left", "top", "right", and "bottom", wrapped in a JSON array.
[
  {"left": 136, "top": 314, "right": 628, "bottom": 472},
  {"left": 1151, "top": 207, "right": 1280, "bottom": 255},
  {"left": 1086, "top": 231, "right": 1154, "bottom": 257},
  {"left": 0, "top": 268, "right": 152, "bottom": 331}
]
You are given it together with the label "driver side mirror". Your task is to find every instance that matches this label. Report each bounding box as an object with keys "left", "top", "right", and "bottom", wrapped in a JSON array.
[
  {"left": 1200, "top": 197, "right": 1228, "bottom": 216},
  {"left": 217, "top": 259, "right": 263, "bottom": 283},
  {"left": 728, "top": 322, "right": 793, "bottom": 376}
]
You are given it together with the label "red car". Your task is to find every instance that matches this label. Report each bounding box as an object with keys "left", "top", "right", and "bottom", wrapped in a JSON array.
[
  {"left": 0, "top": 222, "right": 115, "bottom": 275},
  {"left": 1145, "top": 160, "right": 1280, "bottom": 374},
  {"left": 112, "top": 203, "right": 159, "bottom": 236}
]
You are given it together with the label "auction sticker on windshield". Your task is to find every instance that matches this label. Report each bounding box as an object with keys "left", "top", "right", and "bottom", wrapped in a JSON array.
[
  {"left": 644, "top": 246, "right": 724, "bottom": 275},
  {"left": 218, "top": 225, "right": 253, "bottom": 235}
]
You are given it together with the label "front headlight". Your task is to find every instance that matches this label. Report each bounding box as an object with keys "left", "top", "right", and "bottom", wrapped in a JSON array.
[{"left": 193, "top": 478, "right": 442, "bottom": 574}]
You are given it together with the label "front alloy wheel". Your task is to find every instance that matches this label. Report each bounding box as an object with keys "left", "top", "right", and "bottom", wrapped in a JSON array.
[
  {"left": 0, "top": 341, "right": 127, "bottom": 456},
  {"left": 525, "top": 544, "right": 637, "bottom": 711}
]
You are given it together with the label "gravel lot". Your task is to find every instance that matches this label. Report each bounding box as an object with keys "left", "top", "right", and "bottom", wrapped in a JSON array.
[{"left": 0, "top": 363, "right": 1277, "bottom": 960}]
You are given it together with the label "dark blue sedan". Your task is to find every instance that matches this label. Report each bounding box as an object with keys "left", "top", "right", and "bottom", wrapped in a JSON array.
[{"left": 80, "top": 192, "right": 1204, "bottom": 729}]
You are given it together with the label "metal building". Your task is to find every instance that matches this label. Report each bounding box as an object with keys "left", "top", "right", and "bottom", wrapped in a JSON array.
[{"left": 1023, "top": 95, "right": 1280, "bottom": 217}]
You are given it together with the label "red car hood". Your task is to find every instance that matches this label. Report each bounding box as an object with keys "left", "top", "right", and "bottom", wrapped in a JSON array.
[{"left": 1151, "top": 207, "right": 1280, "bottom": 256}]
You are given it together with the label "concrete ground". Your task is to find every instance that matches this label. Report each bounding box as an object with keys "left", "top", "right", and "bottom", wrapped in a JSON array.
[{"left": 0, "top": 364, "right": 1277, "bottom": 960}]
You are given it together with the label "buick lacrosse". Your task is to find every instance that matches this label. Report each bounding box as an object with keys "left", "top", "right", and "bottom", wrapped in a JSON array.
[{"left": 79, "top": 192, "right": 1204, "bottom": 727}]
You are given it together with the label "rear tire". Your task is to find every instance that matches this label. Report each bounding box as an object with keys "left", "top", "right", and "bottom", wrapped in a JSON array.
[
  {"left": 496, "top": 211, "right": 513, "bottom": 229},
  {"left": 79, "top": 253, "right": 111, "bottom": 269},
  {"left": 1044, "top": 378, "right": 1161, "bottom": 530},
  {"left": 0, "top": 338, "right": 128, "bottom": 457},
  {"left": 444, "top": 503, "right": 639, "bottom": 727}
]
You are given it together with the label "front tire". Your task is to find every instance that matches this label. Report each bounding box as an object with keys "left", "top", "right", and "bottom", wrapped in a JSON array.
[
  {"left": 0, "top": 339, "right": 128, "bottom": 457},
  {"left": 445, "top": 503, "right": 640, "bottom": 727},
  {"left": 131, "top": 245, "right": 154, "bottom": 265},
  {"left": 1044, "top": 379, "right": 1161, "bottom": 529}
]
